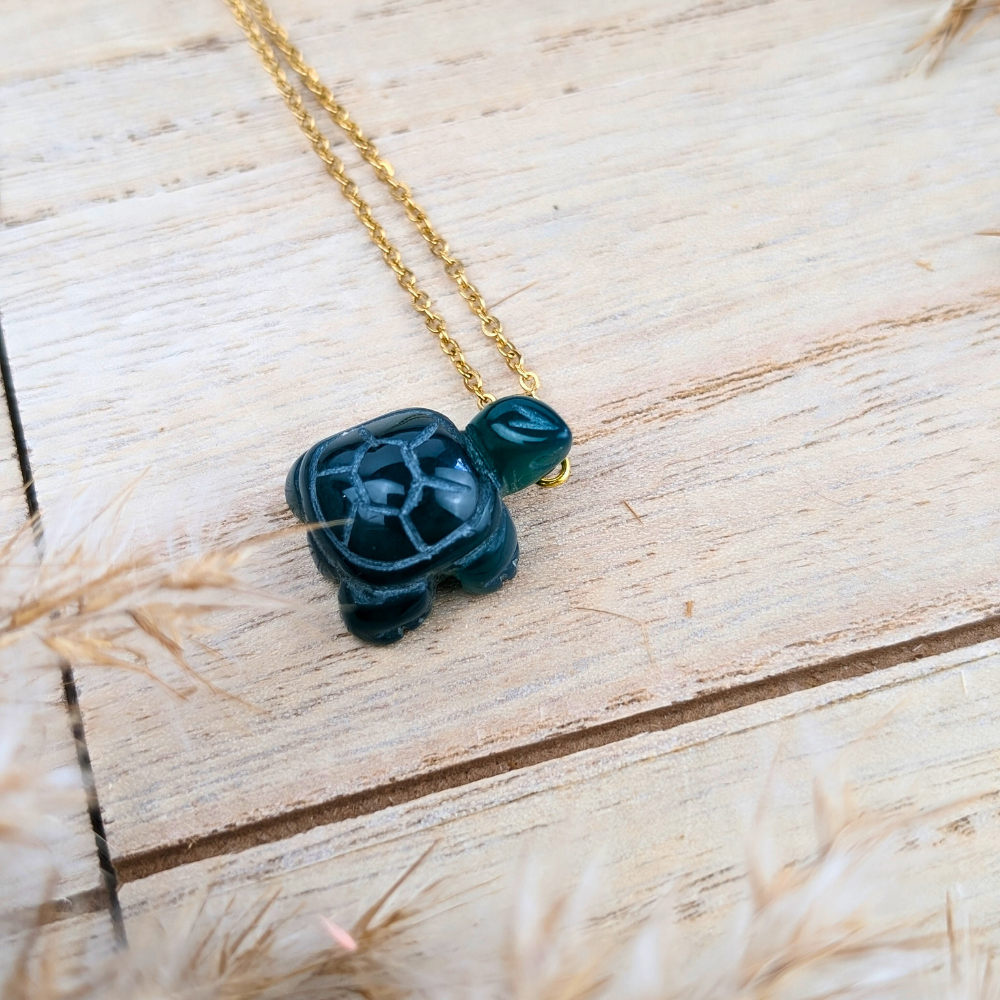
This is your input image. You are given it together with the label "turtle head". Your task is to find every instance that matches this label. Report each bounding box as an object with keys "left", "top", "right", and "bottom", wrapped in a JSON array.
[{"left": 466, "top": 396, "right": 572, "bottom": 495}]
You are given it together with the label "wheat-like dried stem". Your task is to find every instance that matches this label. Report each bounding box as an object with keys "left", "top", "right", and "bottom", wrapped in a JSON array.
[
  {"left": 910, "top": 0, "right": 1000, "bottom": 72},
  {"left": 1, "top": 485, "right": 295, "bottom": 703}
]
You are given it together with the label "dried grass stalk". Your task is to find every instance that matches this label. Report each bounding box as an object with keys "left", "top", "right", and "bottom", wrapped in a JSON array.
[
  {"left": 1, "top": 484, "right": 289, "bottom": 702},
  {"left": 910, "top": 0, "right": 1000, "bottom": 72}
]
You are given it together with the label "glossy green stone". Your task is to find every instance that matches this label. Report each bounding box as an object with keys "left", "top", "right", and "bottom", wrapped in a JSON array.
[
  {"left": 466, "top": 396, "right": 574, "bottom": 495},
  {"left": 285, "top": 396, "right": 572, "bottom": 644}
]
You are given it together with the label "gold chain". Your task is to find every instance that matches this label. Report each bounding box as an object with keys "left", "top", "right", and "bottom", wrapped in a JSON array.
[{"left": 223, "top": 0, "right": 540, "bottom": 408}]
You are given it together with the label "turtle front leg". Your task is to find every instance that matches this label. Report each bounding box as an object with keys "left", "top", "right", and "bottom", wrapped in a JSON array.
[
  {"left": 338, "top": 579, "right": 434, "bottom": 645},
  {"left": 454, "top": 506, "right": 519, "bottom": 595}
]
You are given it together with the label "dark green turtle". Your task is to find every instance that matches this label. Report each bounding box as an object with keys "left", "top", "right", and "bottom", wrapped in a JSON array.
[{"left": 285, "top": 396, "right": 572, "bottom": 644}]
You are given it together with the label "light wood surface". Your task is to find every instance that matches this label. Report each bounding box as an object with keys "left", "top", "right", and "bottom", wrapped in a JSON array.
[
  {"left": 0, "top": 424, "right": 101, "bottom": 909},
  {"left": 0, "top": 911, "right": 115, "bottom": 994},
  {"left": 119, "top": 640, "right": 1000, "bottom": 988},
  {"left": 3, "top": 0, "right": 999, "bottom": 868}
]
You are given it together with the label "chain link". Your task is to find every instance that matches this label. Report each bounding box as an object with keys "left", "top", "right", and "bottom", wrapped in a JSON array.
[{"left": 223, "top": 0, "right": 540, "bottom": 405}]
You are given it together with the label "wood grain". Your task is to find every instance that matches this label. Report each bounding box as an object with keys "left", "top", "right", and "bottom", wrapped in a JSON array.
[
  {"left": 119, "top": 640, "right": 1000, "bottom": 987},
  {"left": 0, "top": 414, "right": 101, "bottom": 909},
  {"left": 2, "top": 0, "right": 999, "bottom": 860},
  {"left": 0, "top": 909, "right": 115, "bottom": 991}
]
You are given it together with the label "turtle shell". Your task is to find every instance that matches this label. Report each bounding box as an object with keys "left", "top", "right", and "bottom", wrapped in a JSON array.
[{"left": 292, "top": 408, "right": 500, "bottom": 586}]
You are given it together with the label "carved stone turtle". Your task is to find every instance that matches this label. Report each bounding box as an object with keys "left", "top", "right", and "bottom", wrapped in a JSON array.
[{"left": 285, "top": 395, "right": 572, "bottom": 644}]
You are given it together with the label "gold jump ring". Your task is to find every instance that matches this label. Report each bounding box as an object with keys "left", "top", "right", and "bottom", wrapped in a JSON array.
[{"left": 538, "top": 457, "right": 571, "bottom": 489}]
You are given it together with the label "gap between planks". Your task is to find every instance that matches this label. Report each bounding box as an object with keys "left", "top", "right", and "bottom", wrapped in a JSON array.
[
  {"left": 109, "top": 609, "right": 1000, "bottom": 885},
  {"left": 0, "top": 318, "right": 124, "bottom": 942}
]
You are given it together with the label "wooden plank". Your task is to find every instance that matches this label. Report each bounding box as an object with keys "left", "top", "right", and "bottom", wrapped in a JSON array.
[
  {"left": 3, "top": 0, "right": 1000, "bottom": 861},
  {"left": 118, "top": 641, "right": 1000, "bottom": 989},
  {"left": 0, "top": 404, "right": 102, "bottom": 909},
  {"left": 0, "top": 911, "right": 115, "bottom": 992}
]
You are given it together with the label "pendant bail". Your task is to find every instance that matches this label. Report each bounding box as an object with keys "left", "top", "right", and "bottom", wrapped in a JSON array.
[{"left": 538, "top": 457, "right": 571, "bottom": 488}]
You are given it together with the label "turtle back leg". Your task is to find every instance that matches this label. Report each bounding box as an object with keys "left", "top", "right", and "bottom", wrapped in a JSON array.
[
  {"left": 454, "top": 505, "right": 519, "bottom": 595},
  {"left": 338, "top": 578, "right": 434, "bottom": 645}
]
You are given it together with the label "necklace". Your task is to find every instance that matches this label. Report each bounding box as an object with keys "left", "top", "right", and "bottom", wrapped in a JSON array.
[{"left": 224, "top": 0, "right": 573, "bottom": 644}]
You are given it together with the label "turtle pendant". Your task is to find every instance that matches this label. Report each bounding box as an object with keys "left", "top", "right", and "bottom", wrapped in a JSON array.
[{"left": 285, "top": 396, "right": 572, "bottom": 644}]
